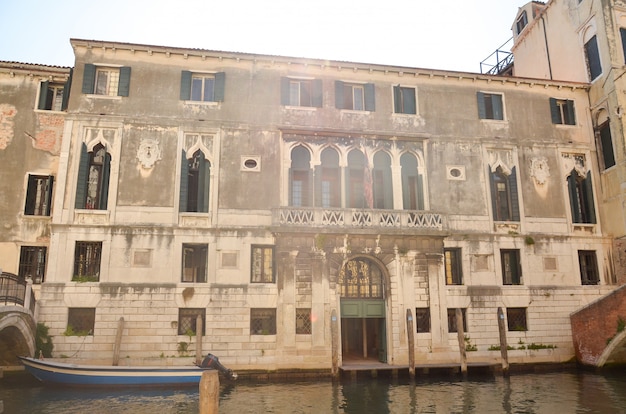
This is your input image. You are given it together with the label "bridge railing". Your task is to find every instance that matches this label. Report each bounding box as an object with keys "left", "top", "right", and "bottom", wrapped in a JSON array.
[{"left": 0, "top": 272, "right": 34, "bottom": 313}]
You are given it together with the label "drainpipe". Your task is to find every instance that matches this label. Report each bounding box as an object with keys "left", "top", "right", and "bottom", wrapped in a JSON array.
[{"left": 541, "top": 14, "right": 553, "bottom": 80}]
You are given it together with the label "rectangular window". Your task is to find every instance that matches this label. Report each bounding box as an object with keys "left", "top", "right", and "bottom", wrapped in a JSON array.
[
  {"left": 72, "top": 241, "right": 102, "bottom": 282},
  {"left": 447, "top": 308, "right": 467, "bottom": 333},
  {"left": 393, "top": 85, "right": 416, "bottom": 114},
  {"left": 490, "top": 166, "right": 520, "bottom": 222},
  {"left": 67, "top": 308, "right": 95, "bottom": 336},
  {"left": 75, "top": 143, "right": 111, "bottom": 211},
  {"left": 182, "top": 244, "right": 208, "bottom": 283},
  {"left": 24, "top": 175, "right": 54, "bottom": 216},
  {"left": 180, "top": 71, "right": 225, "bottom": 102},
  {"left": 567, "top": 170, "right": 596, "bottom": 224},
  {"left": 501, "top": 249, "right": 522, "bottom": 285},
  {"left": 550, "top": 98, "right": 576, "bottom": 125},
  {"left": 477, "top": 92, "right": 504, "bottom": 120},
  {"left": 18, "top": 246, "right": 47, "bottom": 283},
  {"left": 598, "top": 122, "right": 616, "bottom": 169},
  {"left": 620, "top": 28, "right": 626, "bottom": 64},
  {"left": 507, "top": 308, "right": 528, "bottom": 331},
  {"left": 251, "top": 245, "right": 274, "bottom": 283},
  {"left": 81, "top": 64, "right": 131, "bottom": 97},
  {"left": 335, "top": 81, "right": 376, "bottom": 111},
  {"left": 281, "top": 77, "right": 322, "bottom": 107},
  {"left": 415, "top": 308, "right": 431, "bottom": 333},
  {"left": 37, "top": 81, "right": 66, "bottom": 111},
  {"left": 296, "top": 308, "right": 312, "bottom": 335},
  {"left": 585, "top": 35, "right": 602, "bottom": 81},
  {"left": 178, "top": 308, "right": 206, "bottom": 336},
  {"left": 579, "top": 250, "right": 600, "bottom": 285},
  {"left": 444, "top": 248, "right": 463, "bottom": 285},
  {"left": 250, "top": 308, "right": 276, "bottom": 335},
  {"left": 516, "top": 11, "right": 528, "bottom": 35}
]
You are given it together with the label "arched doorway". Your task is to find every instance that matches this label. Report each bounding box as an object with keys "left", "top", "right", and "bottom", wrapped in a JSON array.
[{"left": 338, "top": 257, "right": 387, "bottom": 363}]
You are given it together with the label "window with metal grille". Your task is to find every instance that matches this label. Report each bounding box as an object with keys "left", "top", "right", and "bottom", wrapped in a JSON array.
[
  {"left": 506, "top": 308, "right": 527, "bottom": 331},
  {"left": 18, "top": 246, "right": 47, "bottom": 283},
  {"left": 338, "top": 258, "right": 384, "bottom": 298},
  {"left": 250, "top": 308, "right": 276, "bottom": 335},
  {"left": 444, "top": 248, "right": 463, "bottom": 285},
  {"left": 296, "top": 308, "right": 312, "bottom": 335},
  {"left": 178, "top": 308, "right": 206, "bottom": 336},
  {"left": 578, "top": 250, "right": 599, "bottom": 285},
  {"left": 72, "top": 241, "right": 102, "bottom": 281},
  {"left": 182, "top": 244, "right": 208, "bottom": 283},
  {"left": 24, "top": 175, "right": 54, "bottom": 216},
  {"left": 447, "top": 308, "right": 467, "bottom": 333},
  {"left": 67, "top": 308, "right": 95, "bottom": 336},
  {"left": 251, "top": 246, "right": 274, "bottom": 283},
  {"left": 415, "top": 308, "right": 431, "bottom": 333}
]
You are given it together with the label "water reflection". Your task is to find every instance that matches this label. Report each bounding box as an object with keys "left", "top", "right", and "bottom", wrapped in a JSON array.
[{"left": 2, "top": 370, "right": 626, "bottom": 413}]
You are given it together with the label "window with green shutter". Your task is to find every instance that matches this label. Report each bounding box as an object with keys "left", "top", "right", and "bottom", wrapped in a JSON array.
[
  {"left": 477, "top": 92, "right": 504, "bottom": 120},
  {"left": 81, "top": 64, "right": 130, "bottom": 96},
  {"left": 549, "top": 98, "right": 576, "bottom": 125},
  {"left": 180, "top": 71, "right": 225, "bottom": 102},
  {"left": 281, "top": 77, "right": 322, "bottom": 107}
]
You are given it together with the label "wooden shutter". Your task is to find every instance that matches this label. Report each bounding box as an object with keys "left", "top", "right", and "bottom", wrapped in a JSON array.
[
  {"left": 488, "top": 166, "right": 497, "bottom": 218},
  {"left": 44, "top": 176, "right": 54, "bottom": 216},
  {"left": 82, "top": 63, "right": 96, "bottom": 94},
  {"left": 214, "top": 72, "right": 225, "bottom": 102},
  {"left": 549, "top": 98, "right": 561, "bottom": 124},
  {"left": 393, "top": 86, "right": 401, "bottom": 113},
  {"left": 118, "top": 66, "right": 131, "bottom": 97},
  {"left": 364, "top": 83, "right": 376, "bottom": 111},
  {"left": 197, "top": 152, "right": 206, "bottom": 212},
  {"left": 584, "top": 172, "right": 596, "bottom": 224},
  {"left": 280, "top": 77, "right": 290, "bottom": 105},
  {"left": 61, "top": 69, "right": 72, "bottom": 111},
  {"left": 38, "top": 81, "right": 49, "bottom": 110},
  {"left": 599, "top": 123, "right": 616, "bottom": 168},
  {"left": 179, "top": 150, "right": 188, "bottom": 212},
  {"left": 566, "top": 100, "right": 576, "bottom": 125},
  {"left": 24, "top": 175, "right": 37, "bottom": 214},
  {"left": 621, "top": 28, "right": 626, "bottom": 64},
  {"left": 508, "top": 167, "right": 520, "bottom": 221},
  {"left": 585, "top": 36, "right": 602, "bottom": 80},
  {"left": 334, "top": 81, "right": 344, "bottom": 109},
  {"left": 75, "top": 143, "right": 89, "bottom": 208},
  {"left": 477, "top": 92, "right": 486, "bottom": 119},
  {"left": 180, "top": 71, "right": 192, "bottom": 100},
  {"left": 492, "top": 94, "right": 503, "bottom": 120},
  {"left": 567, "top": 170, "right": 580, "bottom": 223},
  {"left": 312, "top": 79, "right": 323, "bottom": 107},
  {"left": 99, "top": 151, "right": 111, "bottom": 210}
]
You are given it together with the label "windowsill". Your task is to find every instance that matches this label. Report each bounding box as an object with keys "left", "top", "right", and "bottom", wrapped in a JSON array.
[
  {"left": 553, "top": 123, "right": 577, "bottom": 128},
  {"left": 392, "top": 112, "right": 418, "bottom": 117},
  {"left": 84, "top": 94, "right": 123, "bottom": 100},
  {"left": 600, "top": 164, "right": 617, "bottom": 174},
  {"left": 182, "top": 100, "right": 220, "bottom": 106},
  {"left": 340, "top": 109, "right": 371, "bottom": 114},
  {"left": 34, "top": 109, "right": 66, "bottom": 114},
  {"left": 283, "top": 105, "right": 317, "bottom": 111},
  {"left": 479, "top": 118, "right": 507, "bottom": 123},
  {"left": 20, "top": 214, "right": 51, "bottom": 220}
]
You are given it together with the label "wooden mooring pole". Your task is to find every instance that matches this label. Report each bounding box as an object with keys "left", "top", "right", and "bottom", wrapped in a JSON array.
[
  {"left": 406, "top": 309, "right": 415, "bottom": 378},
  {"left": 331, "top": 309, "right": 339, "bottom": 377},
  {"left": 199, "top": 370, "right": 219, "bottom": 414},
  {"left": 196, "top": 315, "right": 204, "bottom": 365},
  {"left": 112, "top": 317, "right": 124, "bottom": 366},
  {"left": 497, "top": 307, "right": 509, "bottom": 375},
  {"left": 455, "top": 309, "right": 467, "bottom": 375}
]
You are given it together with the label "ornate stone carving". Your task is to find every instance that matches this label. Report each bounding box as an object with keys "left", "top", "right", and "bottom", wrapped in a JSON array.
[
  {"left": 136, "top": 138, "right": 162, "bottom": 168},
  {"left": 529, "top": 156, "right": 550, "bottom": 184}
]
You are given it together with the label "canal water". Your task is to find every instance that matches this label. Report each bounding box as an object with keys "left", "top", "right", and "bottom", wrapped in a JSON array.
[{"left": 2, "top": 369, "right": 626, "bottom": 413}]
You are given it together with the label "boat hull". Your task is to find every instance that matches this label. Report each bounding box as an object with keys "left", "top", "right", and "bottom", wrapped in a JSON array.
[{"left": 18, "top": 356, "right": 206, "bottom": 386}]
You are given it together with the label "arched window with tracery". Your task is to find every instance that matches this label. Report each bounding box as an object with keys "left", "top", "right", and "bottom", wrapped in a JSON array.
[
  {"left": 373, "top": 151, "right": 393, "bottom": 209},
  {"left": 315, "top": 147, "right": 341, "bottom": 208},
  {"left": 338, "top": 258, "right": 384, "bottom": 298},
  {"left": 400, "top": 152, "right": 424, "bottom": 210},
  {"left": 289, "top": 145, "right": 312, "bottom": 206}
]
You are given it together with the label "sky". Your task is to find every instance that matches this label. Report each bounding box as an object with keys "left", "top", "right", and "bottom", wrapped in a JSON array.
[{"left": 0, "top": 0, "right": 523, "bottom": 73}]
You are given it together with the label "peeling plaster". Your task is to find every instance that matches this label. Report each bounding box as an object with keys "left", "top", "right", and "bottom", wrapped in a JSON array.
[{"left": 0, "top": 103, "right": 17, "bottom": 149}]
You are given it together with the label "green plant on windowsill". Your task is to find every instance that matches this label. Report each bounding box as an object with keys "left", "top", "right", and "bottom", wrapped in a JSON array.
[
  {"left": 72, "top": 275, "right": 99, "bottom": 283},
  {"left": 63, "top": 325, "right": 91, "bottom": 336}
]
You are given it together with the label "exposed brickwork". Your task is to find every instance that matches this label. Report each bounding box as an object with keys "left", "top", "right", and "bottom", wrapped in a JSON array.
[
  {"left": 616, "top": 238, "right": 626, "bottom": 285},
  {"left": 0, "top": 103, "right": 16, "bottom": 150},
  {"left": 570, "top": 285, "right": 626, "bottom": 365},
  {"left": 35, "top": 113, "right": 64, "bottom": 154}
]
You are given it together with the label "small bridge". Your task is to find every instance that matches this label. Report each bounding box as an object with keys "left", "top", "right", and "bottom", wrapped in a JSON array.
[
  {"left": 571, "top": 285, "right": 626, "bottom": 367},
  {"left": 0, "top": 271, "right": 36, "bottom": 366}
]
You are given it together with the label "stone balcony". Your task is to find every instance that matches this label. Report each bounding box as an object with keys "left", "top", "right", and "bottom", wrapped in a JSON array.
[{"left": 272, "top": 207, "right": 446, "bottom": 235}]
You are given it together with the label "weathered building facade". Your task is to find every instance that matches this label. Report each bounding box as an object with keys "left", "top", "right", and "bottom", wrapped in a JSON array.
[
  {"left": 511, "top": 0, "right": 626, "bottom": 280},
  {"left": 0, "top": 61, "right": 70, "bottom": 282},
  {"left": 5, "top": 35, "right": 607, "bottom": 371}
]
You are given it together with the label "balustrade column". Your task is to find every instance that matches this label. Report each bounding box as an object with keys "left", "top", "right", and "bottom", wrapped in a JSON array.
[{"left": 23, "top": 278, "right": 33, "bottom": 313}]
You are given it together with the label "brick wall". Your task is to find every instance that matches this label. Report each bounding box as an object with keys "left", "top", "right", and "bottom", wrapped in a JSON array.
[{"left": 570, "top": 285, "right": 626, "bottom": 365}]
